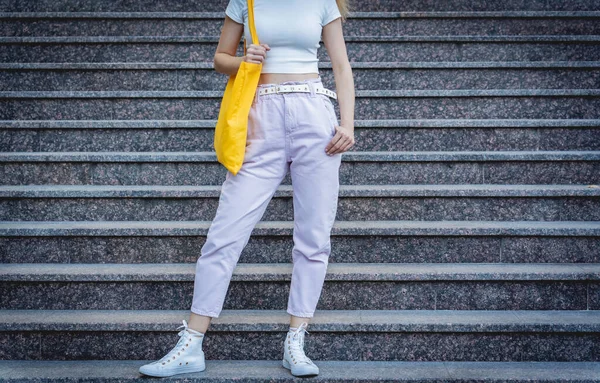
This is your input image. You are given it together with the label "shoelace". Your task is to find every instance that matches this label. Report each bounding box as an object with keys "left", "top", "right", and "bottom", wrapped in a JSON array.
[
  {"left": 288, "top": 322, "right": 314, "bottom": 365},
  {"left": 152, "top": 319, "right": 202, "bottom": 365}
]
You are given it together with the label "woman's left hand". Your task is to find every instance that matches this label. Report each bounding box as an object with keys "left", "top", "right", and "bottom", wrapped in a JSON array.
[{"left": 325, "top": 124, "right": 355, "bottom": 155}]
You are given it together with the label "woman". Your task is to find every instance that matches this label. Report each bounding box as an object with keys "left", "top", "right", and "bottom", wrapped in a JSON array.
[{"left": 139, "top": 0, "right": 355, "bottom": 378}]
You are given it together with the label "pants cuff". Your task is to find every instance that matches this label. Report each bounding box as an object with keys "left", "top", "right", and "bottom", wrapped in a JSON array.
[
  {"left": 287, "top": 309, "right": 314, "bottom": 318},
  {"left": 190, "top": 307, "right": 220, "bottom": 318}
]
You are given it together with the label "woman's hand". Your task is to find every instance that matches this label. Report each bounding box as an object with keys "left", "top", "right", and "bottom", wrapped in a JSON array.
[
  {"left": 244, "top": 43, "right": 270, "bottom": 64},
  {"left": 326, "top": 124, "right": 355, "bottom": 155}
]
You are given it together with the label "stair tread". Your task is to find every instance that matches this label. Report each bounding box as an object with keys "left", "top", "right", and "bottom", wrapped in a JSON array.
[
  {"left": 2, "top": 309, "right": 600, "bottom": 332},
  {"left": 2, "top": 88, "right": 599, "bottom": 97},
  {"left": 2, "top": 61, "right": 600, "bottom": 69},
  {"left": 1, "top": 150, "right": 599, "bottom": 162},
  {"left": 2, "top": 262, "right": 599, "bottom": 281},
  {"left": 1, "top": 220, "right": 599, "bottom": 236},
  {"left": 2, "top": 35, "right": 599, "bottom": 43},
  {"left": 1, "top": 183, "right": 599, "bottom": 197},
  {"left": 3, "top": 10, "right": 600, "bottom": 18},
  {"left": 1, "top": 359, "right": 599, "bottom": 382},
  {"left": 2, "top": 118, "right": 599, "bottom": 128}
]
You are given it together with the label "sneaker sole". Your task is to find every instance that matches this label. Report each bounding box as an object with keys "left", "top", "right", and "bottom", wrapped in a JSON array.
[
  {"left": 282, "top": 358, "right": 319, "bottom": 377},
  {"left": 139, "top": 364, "right": 206, "bottom": 377}
]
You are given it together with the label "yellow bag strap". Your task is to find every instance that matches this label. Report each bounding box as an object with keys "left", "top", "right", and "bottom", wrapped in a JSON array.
[{"left": 243, "top": 0, "right": 259, "bottom": 56}]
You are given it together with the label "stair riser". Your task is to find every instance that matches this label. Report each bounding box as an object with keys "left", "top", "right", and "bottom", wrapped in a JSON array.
[
  {"left": 2, "top": 197, "right": 600, "bottom": 221},
  {"left": 3, "top": 68, "right": 600, "bottom": 91},
  {"left": 2, "top": 42, "right": 598, "bottom": 63},
  {"left": 1, "top": 280, "right": 595, "bottom": 310},
  {"left": 1, "top": 236, "right": 598, "bottom": 264},
  {"left": 2, "top": 97, "right": 600, "bottom": 120},
  {"left": 2, "top": 161, "right": 599, "bottom": 185},
  {"left": 1, "top": 330, "right": 599, "bottom": 361},
  {"left": 3, "top": 127, "right": 600, "bottom": 152},
  {"left": 2, "top": 0, "right": 600, "bottom": 12},
  {"left": 3, "top": 18, "right": 600, "bottom": 38},
  {"left": 0, "top": 19, "right": 228, "bottom": 38}
]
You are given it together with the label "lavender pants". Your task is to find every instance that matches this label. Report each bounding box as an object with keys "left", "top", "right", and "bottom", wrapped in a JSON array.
[{"left": 190, "top": 76, "right": 342, "bottom": 318}]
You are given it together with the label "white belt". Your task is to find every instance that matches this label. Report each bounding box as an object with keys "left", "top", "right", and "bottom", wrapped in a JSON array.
[{"left": 257, "top": 83, "right": 337, "bottom": 100}]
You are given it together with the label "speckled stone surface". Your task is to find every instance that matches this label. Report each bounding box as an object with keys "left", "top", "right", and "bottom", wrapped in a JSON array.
[
  {"left": 343, "top": 68, "right": 600, "bottom": 91},
  {"left": 2, "top": 38, "right": 599, "bottom": 63},
  {"left": 0, "top": 41, "right": 228, "bottom": 63},
  {"left": 3, "top": 64, "right": 600, "bottom": 92},
  {"left": 6, "top": 308, "right": 600, "bottom": 332},
  {"left": 0, "top": 18, "right": 226, "bottom": 38},
  {"left": 1, "top": 193, "right": 600, "bottom": 221},
  {"left": 0, "top": 221, "right": 599, "bottom": 263},
  {"left": 326, "top": 40, "right": 600, "bottom": 63},
  {"left": 1, "top": 360, "right": 600, "bottom": 382},
  {"left": 2, "top": 0, "right": 600, "bottom": 12},
  {"left": 1, "top": 309, "right": 599, "bottom": 361},
  {"left": 0, "top": 161, "right": 232, "bottom": 185},
  {"left": 0, "top": 196, "right": 287, "bottom": 221},
  {"left": 0, "top": 16, "right": 396, "bottom": 38},
  {"left": 1, "top": 151, "right": 600, "bottom": 185},
  {"left": 393, "top": 17, "right": 600, "bottom": 36},
  {"left": 501, "top": 236, "right": 600, "bottom": 263},
  {"left": 1, "top": 220, "right": 599, "bottom": 237},
  {"left": 2, "top": 263, "right": 598, "bottom": 310},
  {"left": 2, "top": 127, "right": 217, "bottom": 152},
  {"left": 0, "top": 280, "right": 595, "bottom": 311},
  {"left": 1, "top": 90, "right": 600, "bottom": 120},
  {"left": 1, "top": 235, "right": 600, "bottom": 264},
  {"left": 0, "top": 69, "right": 181, "bottom": 91},
  {"left": 3, "top": 13, "right": 600, "bottom": 38},
  {"left": 7, "top": 331, "right": 595, "bottom": 361},
  {"left": 2, "top": 119, "right": 600, "bottom": 152},
  {"left": 590, "top": 283, "right": 600, "bottom": 310}
]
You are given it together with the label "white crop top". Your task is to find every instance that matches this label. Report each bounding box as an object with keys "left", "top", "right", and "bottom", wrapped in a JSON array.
[{"left": 225, "top": 0, "right": 342, "bottom": 74}]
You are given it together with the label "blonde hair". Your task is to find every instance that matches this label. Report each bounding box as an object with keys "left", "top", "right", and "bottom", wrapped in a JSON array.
[{"left": 335, "top": 0, "right": 350, "bottom": 22}]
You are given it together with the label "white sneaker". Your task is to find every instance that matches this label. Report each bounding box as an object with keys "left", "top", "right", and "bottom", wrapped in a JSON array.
[
  {"left": 282, "top": 322, "right": 319, "bottom": 377},
  {"left": 139, "top": 319, "right": 206, "bottom": 377}
]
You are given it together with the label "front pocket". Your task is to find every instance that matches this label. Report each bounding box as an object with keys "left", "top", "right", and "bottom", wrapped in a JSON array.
[{"left": 319, "top": 95, "right": 338, "bottom": 136}]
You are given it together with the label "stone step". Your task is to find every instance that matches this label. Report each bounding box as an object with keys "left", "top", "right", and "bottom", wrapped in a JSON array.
[
  {"left": 1, "top": 184, "right": 600, "bottom": 221},
  {"left": 2, "top": 11, "right": 600, "bottom": 37},
  {"left": 2, "top": 61, "right": 599, "bottom": 91},
  {"left": 1, "top": 89, "right": 599, "bottom": 120},
  {"left": 1, "top": 309, "right": 599, "bottom": 360},
  {"left": 2, "top": 119, "right": 599, "bottom": 152},
  {"left": 2, "top": 0, "right": 599, "bottom": 12},
  {"left": 0, "top": 220, "right": 598, "bottom": 264},
  {"left": 1, "top": 151, "right": 599, "bottom": 185},
  {"left": 1, "top": 263, "right": 598, "bottom": 310},
  {"left": 1, "top": 360, "right": 600, "bottom": 382},
  {"left": 1, "top": 35, "right": 598, "bottom": 63}
]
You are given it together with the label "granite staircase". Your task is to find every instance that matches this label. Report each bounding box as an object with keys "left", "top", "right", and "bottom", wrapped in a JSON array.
[{"left": 1, "top": 0, "right": 600, "bottom": 381}]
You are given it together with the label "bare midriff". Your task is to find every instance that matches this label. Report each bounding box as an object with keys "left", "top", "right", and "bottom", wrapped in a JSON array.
[{"left": 258, "top": 73, "right": 320, "bottom": 86}]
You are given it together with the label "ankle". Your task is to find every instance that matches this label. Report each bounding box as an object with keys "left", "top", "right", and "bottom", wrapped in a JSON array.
[{"left": 187, "top": 327, "right": 205, "bottom": 336}]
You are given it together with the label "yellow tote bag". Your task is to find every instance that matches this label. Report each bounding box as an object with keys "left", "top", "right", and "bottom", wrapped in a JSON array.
[{"left": 214, "top": 0, "right": 262, "bottom": 176}]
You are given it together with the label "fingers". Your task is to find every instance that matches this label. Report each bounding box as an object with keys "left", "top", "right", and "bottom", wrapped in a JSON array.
[
  {"left": 325, "top": 128, "right": 355, "bottom": 155},
  {"left": 245, "top": 43, "right": 269, "bottom": 64},
  {"left": 326, "top": 138, "right": 346, "bottom": 155},
  {"left": 324, "top": 133, "right": 338, "bottom": 154},
  {"left": 244, "top": 53, "right": 263, "bottom": 64}
]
